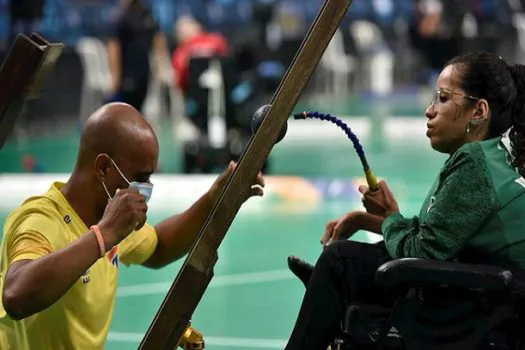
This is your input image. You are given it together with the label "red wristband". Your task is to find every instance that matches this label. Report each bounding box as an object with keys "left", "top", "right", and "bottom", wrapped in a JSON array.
[{"left": 90, "top": 225, "right": 106, "bottom": 258}]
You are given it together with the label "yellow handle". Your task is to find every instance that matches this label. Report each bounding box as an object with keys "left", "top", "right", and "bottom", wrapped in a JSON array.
[{"left": 365, "top": 169, "right": 379, "bottom": 192}]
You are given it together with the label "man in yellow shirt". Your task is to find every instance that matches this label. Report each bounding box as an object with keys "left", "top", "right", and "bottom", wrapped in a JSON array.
[{"left": 0, "top": 102, "right": 264, "bottom": 350}]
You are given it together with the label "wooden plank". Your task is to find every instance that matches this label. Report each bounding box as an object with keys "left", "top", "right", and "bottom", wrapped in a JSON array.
[
  {"left": 138, "top": 1, "right": 353, "bottom": 348},
  {"left": 0, "top": 33, "right": 64, "bottom": 150}
]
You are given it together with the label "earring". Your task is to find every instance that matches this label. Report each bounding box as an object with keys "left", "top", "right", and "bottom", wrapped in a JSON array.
[{"left": 466, "top": 119, "right": 484, "bottom": 134}]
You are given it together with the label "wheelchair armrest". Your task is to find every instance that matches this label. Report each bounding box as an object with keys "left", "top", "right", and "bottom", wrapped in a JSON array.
[{"left": 375, "top": 258, "right": 514, "bottom": 291}]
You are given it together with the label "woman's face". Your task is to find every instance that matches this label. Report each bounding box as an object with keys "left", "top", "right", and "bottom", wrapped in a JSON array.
[{"left": 425, "top": 64, "right": 479, "bottom": 154}]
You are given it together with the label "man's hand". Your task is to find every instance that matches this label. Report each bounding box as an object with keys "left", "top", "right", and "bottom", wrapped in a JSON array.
[
  {"left": 97, "top": 188, "right": 148, "bottom": 249},
  {"left": 208, "top": 161, "right": 265, "bottom": 205},
  {"left": 321, "top": 211, "right": 364, "bottom": 247},
  {"left": 358, "top": 180, "right": 399, "bottom": 218}
]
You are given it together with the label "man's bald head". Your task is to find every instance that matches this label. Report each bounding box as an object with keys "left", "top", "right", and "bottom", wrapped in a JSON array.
[
  {"left": 78, "top": 102, "right": 158, "bottom": 168},
  {"left": 62, "top": 103, "right": 158, "bottom": 224}
]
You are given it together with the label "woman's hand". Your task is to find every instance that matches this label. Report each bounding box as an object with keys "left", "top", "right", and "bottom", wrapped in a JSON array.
[
  {"left": 321, "top": 211, "right": 364, "bottom": 248},
  {"left": 358, "top": 180, "right": 399, "bottom": 218}
]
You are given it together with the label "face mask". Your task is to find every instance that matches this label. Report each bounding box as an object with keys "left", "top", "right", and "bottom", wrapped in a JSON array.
[
  {"left": 129, "top": 181, "right": 153, "bottom": 203},
  {"left": 101, "top": 158, "right": 154, "bottom": 203}
]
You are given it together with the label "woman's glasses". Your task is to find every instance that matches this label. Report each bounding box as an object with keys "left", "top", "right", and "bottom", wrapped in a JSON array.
[{"left": 430, "top": 88, "right": 479, "bottom": 107}]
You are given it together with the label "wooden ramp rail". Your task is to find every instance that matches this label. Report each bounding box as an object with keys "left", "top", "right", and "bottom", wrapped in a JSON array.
[{"left": 138, "top": 1, "right": 354, "bottom": 349}]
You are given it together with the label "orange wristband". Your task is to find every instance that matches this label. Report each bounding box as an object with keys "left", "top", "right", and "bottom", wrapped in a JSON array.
[{"left": 90, "top": 225, "right": 106, "bottom": 258}]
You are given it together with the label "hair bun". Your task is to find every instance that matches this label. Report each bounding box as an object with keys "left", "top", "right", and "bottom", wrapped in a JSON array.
[{"left": 507, "top": 65, "right": 525, "bottom": 93}]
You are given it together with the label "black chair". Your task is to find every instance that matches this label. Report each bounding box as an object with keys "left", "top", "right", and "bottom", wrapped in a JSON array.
[
  {"left": 185, "top": 56, "right": 241, "bottom": 134},
  {"left": 182, "top": 56, "right": 270, "bottom": 173},
  {"left": 330, "top": 258, "right": 525, "bottom": 350}
]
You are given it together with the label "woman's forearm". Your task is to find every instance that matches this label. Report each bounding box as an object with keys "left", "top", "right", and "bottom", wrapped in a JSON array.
[{"left": 359, "top": 212, "right": 385, "bottom": 234}]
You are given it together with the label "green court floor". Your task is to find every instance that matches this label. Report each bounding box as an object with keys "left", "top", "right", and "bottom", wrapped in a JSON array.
[{"left": 0, "top": 97, "right": 448, "bottom": 349}]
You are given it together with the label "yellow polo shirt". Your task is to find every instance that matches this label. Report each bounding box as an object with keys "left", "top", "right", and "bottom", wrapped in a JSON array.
[{"left": 0, "top": 182, "right": 158, "bottom": 350}]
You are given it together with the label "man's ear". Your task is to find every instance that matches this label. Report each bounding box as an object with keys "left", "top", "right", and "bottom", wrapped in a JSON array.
[{"left": 94, "top": 154, "right": 111, "bottom": 181}]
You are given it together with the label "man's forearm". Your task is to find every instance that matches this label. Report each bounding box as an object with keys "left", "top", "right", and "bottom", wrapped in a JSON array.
[
  {"left": 107, "top": 39, "right": 121, "bottom": 91},
  {"left": 145, "top": 192, "right": 214, "bottom": 268},
  {"left": 3, "top": 232, "right": 101, "bottom": 320},
  {"left": 154, "top": 32, "right": 167, "bottom": 82}
]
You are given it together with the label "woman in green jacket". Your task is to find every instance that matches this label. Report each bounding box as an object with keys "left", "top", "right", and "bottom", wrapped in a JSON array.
[{"left": 285, "top": 51, "right": 525, "bottom": 350}]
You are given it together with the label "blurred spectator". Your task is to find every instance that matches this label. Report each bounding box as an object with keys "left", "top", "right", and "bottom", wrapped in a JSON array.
[
  {"left": 171, "top": 15, "right": 230, "bottom": 94},
  {"left": 106, "top": 0, "right": 169, "bottom": 112},
  {"left": 22, "top": 154, "right": 43, "bottom": 173},
  {"left": 409, "top": 0, "right": 467, "bottom": 76}
]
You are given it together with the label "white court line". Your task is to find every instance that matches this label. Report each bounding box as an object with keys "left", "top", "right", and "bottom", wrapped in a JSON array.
[
  {"left": 107, "top": 332, "right": 287, "bottom": 348},
  {"left": 117, "top": 269, "right": 294, "bottom": 298}
]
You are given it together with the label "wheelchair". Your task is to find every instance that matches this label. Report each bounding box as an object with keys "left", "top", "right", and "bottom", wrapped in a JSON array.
[{"left": 289, "top": 256, "right": 525, "bottom": 350}]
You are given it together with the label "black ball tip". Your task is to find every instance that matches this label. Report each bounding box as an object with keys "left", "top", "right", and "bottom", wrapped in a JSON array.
[{"left": 293, "top": 112, "right": 308, "bottom": 120}]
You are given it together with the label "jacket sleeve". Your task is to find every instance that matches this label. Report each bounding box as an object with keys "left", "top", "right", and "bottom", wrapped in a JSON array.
[{"left": 382, "top": 148, "right": 499, "bottom": 260}]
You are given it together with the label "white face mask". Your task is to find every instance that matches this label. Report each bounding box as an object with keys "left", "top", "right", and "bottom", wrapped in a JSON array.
[{"left": 101, "top": 158, "right": 153, "bottom": 203}]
